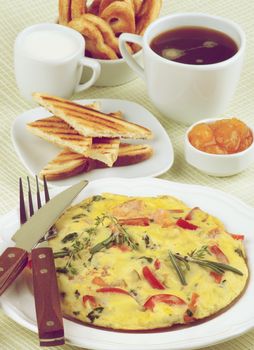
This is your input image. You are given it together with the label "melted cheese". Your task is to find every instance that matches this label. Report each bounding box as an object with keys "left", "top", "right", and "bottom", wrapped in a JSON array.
[{"left": 49, "top": 194, "right": 248, "bottom": 330}]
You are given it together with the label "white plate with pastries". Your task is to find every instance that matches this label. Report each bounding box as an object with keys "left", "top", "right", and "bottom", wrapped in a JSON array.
[
  {"left": 11, "top": 98, "right": 173, "bottom": 187},
  {"left": 0, "top": 177, "right": 254, "bottom": 350}
]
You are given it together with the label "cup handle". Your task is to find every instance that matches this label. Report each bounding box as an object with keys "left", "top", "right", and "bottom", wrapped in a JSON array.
[
  {"left": 119, "top": 33, "right": 145, "bottom": 80},
  {"left": 75, "top": 57, "right": 101, "bottom": 93}
]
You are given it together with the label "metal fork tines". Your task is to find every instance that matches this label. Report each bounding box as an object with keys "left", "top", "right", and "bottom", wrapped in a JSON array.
[{"left": 19, "top": 176, "right": 57, "bottom": 242}]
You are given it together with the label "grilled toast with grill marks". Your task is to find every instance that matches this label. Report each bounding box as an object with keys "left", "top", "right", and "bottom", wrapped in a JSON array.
[
  {"left": 32, "top": 93, "right": 153, "bottom": 140},
  {"left": 27, "top": 103, "right": 123, "bottom": 166},
  {"left": 40, "top": 144, "right": 153, "bottom": 180},
  {"left": 26, "top": 102, "right": 99, "bottom": 156},
  {"left": 27, "top": 115, "right": 92, "bottom": 155},
  {"left": 87, "top": 137, "right": 120, "bottom": 166},
  {"left": 27, "top": 118, "right": 121, "bottom": 166}
]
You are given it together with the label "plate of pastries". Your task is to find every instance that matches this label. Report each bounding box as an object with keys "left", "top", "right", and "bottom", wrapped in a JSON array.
[{"left": 58, "top": 0, "right": 162, "bottom": 59}]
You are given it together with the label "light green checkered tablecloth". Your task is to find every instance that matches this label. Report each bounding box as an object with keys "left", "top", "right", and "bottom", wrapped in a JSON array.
[{"left": 0, "top": 0, "right": 254, "bottom": 349}]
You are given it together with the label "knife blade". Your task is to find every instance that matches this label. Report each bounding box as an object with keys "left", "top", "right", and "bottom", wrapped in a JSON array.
[{"left": 0, "top": 180, "right": 88, "bottom": 296}]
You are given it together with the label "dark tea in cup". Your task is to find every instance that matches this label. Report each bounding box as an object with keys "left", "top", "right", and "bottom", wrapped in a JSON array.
[
  {"left": 150, "top": 26, "right": 238, "bottom": 65},
  {"left": 119, "top": 13, "right": 245, "bottom": 124}
]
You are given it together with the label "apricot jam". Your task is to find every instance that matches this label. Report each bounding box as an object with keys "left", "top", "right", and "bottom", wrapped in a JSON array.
[{"left": 188, "top": 118, "right": 253, "bottom": 154}]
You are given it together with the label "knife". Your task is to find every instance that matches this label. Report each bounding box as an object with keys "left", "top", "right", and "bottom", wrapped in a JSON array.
[
  {"left": 31, "top": 247, "right": 65, "bottom": 346},
  {"left": 0, "top": 180, "right": 88, "bottom": 296}
]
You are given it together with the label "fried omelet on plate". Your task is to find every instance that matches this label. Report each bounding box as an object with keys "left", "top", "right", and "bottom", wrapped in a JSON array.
[{"left": 49, "top": 194, "right": 248, "bottom": 330}]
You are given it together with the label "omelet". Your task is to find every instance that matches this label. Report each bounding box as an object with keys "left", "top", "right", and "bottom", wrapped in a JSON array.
[{"left": 49, "top": 193, "right": 248, "bottom": 330}]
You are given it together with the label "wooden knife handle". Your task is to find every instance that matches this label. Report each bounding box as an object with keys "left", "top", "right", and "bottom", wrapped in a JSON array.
[
  {"left": 0, "top": 247, "right": 28, "bottom": 296},
  {"left": 31, "top": 247, "right": 64, "bottom": 347}
]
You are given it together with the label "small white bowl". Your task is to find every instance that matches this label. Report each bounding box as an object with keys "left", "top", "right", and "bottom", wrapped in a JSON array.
[
  {"left": 184, "top": 118, "right": 254, "bottom": 177},
  {"left": 81, "top": 50, "right": 143, "bottom": 87}
]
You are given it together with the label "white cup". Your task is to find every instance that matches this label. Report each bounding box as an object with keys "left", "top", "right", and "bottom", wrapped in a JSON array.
[
  {"left": 14, "top": 23, "right": 101, "bottom": 102},
  {"left": 119, "top": 13, "right": 246, "bottom": 125}
]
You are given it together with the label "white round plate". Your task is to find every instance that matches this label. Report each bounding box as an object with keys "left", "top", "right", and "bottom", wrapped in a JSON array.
[
  {"left": 0, "top": 178, "right": 254, "bottom": 350},
  {"left": 11, "top": 99, "right": 173, "bottom": 187}
]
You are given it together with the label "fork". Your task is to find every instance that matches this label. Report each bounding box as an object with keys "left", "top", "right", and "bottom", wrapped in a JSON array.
[
  {"left": 19, "top": 176, "right": 65, "bottom": 347},
  {"left": 20, "top": 176, "right": 57, "bottom": 242}
]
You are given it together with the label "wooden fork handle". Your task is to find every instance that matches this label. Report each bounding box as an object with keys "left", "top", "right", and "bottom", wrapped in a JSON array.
[
  {"left": 31, "top": 247, "right": 65, "bottom": 346},
  {"left": 0, "top": 247, "right": 28, "bottom": 296}
]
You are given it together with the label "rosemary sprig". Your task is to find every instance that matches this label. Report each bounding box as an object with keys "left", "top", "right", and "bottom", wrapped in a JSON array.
[
  {"left": 174, "top": 253, "right": 190, "bottom": 267},
  {"left": 113, "top": 216, "right": 138, "bottom": 250},
  {"left": 53, "top": 250, "right": 70, "bottom": 259},
  {"left": 61, "top": 232, "right": 78, "bottom": 243},
  {"left": 169, "top": 250, "right": 187, "bottom": 286},
  {"left": 65, "top": 233, "right": 89, "bottom": 269},
  {"left": 189, "top": 245, "right": 210, "bottom": 259},
  {"left": 54, "top": 230, "right": 91, "bottom": 274},
  {"left": 90, "top": 234, "right": 115, "bottom": 255},
  {"left": 90, "top": 214, "right": 138, "bottom": 255},
  {"left": 190, "top": 257, "right": 243, "bottom": 275},
  {"left": 173, "top": 252, "right": 243, "bottom": 276}
]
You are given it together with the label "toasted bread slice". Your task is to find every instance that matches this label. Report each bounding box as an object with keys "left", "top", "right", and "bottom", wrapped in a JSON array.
[
  {"left": 88, "top": 137, "right": 120, "bottom": 166},
  {"left": 88, "top": 110, "right": 123, "bottom": 166},
  {"left": 27, "top": 116, "right": 92, "bottom": 154},
  {"left": 40, "top": 144, "right": 153, "bottom": 180},
  {"left": 27, "top": 103, "right": 121, "bottom": 166},
  {"left": 40, "top": 150, "right": 87, "bottom": 180},
  {"left": 26, "top": 102, "right": 99, "bottom": 155},
  {"left": 27, "top": 119, "right": 120, "bottom": 166},
  {"left": 32, "top": 93, "right": 153, "bottom": 139},
  {"left": 110, "top": 143, "right": 153, "bottom": 167}
]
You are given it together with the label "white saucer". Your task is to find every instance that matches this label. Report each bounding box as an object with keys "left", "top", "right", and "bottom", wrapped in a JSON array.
[{"left": 11, "top": 99, "right": 174, "bottom": 187}]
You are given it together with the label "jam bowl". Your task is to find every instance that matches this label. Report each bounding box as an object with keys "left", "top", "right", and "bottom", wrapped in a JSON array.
[{"left": 184, "top": 118, "right": 254, "bottom": 176}]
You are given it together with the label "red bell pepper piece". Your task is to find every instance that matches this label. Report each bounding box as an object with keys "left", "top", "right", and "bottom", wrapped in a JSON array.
[
  {"left": 96, "top": 287, "right": 130, "bottom": 296},
  {"left": 176, "top": 218, "right": 198, "bottom": 230},
  {"left": 189, "top": 292, "right": 199, "bottom": 310},
  {"left": 142, "top": 266, "right": 165, "bottom": 290},
  {"left": 144, "top": 294, "right": 186, "bottom": 311},
  {"left": 184, "top": 292, "right": 199, "bottom": 323},
  {"left": 118, "top": 217, "right": 150, "bottom": 226},
  {"left": 154, "top": 259, "right": 161, "bottom": 270},
  {"left": 209, "top": 244, "right": 229, "bottom": 263},
  {"left": 210, "top": 271, "right": 223, "bottom": 284},
  {"left": 231, "top": 234, "right": 244, "bottom": 240},
  {"left": 82, "top": 295, "right": 97, "bottom": 308}
]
